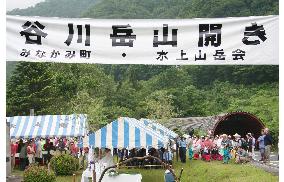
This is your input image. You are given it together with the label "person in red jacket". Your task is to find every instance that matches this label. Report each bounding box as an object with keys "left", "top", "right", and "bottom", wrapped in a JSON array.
[{"left": 10, "top": 139, "right": 18, "bottom": 170}]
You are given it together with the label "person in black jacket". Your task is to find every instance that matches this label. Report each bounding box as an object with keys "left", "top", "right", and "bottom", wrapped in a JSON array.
[{"left": 264, "top": 128, "right": 273, "bottom": 163}]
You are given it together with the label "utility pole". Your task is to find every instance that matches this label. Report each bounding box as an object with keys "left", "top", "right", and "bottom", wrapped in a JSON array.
[
  {"left": 30, "top": 109, "right": 35, "bottom": 116},
  {"left": 6, "top": 121, "right": 11, "bottom": 177}
]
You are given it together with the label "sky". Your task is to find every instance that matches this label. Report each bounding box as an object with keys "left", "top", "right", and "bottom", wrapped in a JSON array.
[{"left": 6, "top": 0, "right": 45, "bottom": 11}]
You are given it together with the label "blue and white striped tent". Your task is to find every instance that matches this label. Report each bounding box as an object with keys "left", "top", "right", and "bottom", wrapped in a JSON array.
[
  {"left": 88, "top": 117, "right": 168, "bottom": 149},
  {"left": 140, "top": 118, "right": 178, "bottom": 139},
  {"left": 7, "top": 114, "right": 87, "bottom": 139}
]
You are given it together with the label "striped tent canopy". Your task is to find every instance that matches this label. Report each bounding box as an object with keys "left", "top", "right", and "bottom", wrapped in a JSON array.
[
  {"left": 88, "top": 117, "right": 168, "bottom": 149},
  {"left": 7, "top": 114, "right": 87, "bottom": 139},
  {"left": 141, "top": 118, "right": 178, "bottom": 139}
]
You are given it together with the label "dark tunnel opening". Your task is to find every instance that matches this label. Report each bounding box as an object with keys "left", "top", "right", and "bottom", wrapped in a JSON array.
[{"left": 213, "top": 112, "right": 265, "bottom": 139}]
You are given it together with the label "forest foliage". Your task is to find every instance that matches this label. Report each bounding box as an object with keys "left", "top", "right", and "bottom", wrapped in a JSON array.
[{"left": 6, "top": 0, "right": 279, "bottom": 142}]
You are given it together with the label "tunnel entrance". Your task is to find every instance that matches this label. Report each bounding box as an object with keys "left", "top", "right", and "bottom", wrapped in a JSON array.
[{"left": 213, "top": 112, "right": 265, "bottom": 138}]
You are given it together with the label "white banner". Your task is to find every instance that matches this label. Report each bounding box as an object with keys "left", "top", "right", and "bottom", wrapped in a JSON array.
[{"left": 7, "top": 15, "right": 278, "bottom": 65}]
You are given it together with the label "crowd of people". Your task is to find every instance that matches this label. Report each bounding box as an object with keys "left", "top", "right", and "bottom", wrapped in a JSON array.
[
  {"left": 10, "top": 128, "right": 274, "bottom": 172},
  {"left": 10, "top": 137, "right": 84, "bottom": 171},
  {"left": 176, "top": 127, "right": 273, "bottom": 164}
]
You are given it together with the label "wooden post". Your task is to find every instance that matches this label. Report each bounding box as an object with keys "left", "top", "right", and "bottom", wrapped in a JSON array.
[
  {"left": 72, "top": 173, "right": 76, "bottom": 182},
  {"left": 99, "top": 149, "right": 102, "bottom": 159}
]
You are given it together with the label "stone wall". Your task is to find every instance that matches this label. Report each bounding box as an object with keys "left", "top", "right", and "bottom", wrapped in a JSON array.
[{"left": 164, "top": 114, "right": 225, "bottom": 134}]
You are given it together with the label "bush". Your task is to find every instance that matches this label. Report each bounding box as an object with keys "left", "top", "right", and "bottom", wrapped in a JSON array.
[
  {"left": 23, "top": 165, "right": 56, "bottom": 182},
  {"left": 50, "top": 154, "right": 79, "bottom": 175}
]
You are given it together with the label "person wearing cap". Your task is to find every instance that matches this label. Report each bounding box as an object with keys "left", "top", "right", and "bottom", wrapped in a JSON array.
[{"left": 178, "top": 136, "right": 187, "bottom": 163}]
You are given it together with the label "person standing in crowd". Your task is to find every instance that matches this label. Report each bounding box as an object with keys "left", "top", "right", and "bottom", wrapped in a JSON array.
[
  {"left": 58, "top": 138, "right": 66, "bottom": 154},
  {"left": 27, "top": 140, "right": 35, "bottom": 165},
  {"left": 202, "top": 136, "right": 213, "bottom": 162},
  {"left": 43, "top": 139, "right": 51, "bottom": 164},
  {"left": 251, "top": 133, "right": 256, "bottom": 160},
  {"left": 10, "top": 139, "right": 18, "bottom": 170},
  {"left": 19, "top": 140, "right": 28, "bottom": 170},
  {"left": 70, "top": 141, "right": 78, "bottom": 157},
  {"left": 178, "top": 136, "right": 187, "bottom": 163},
  {"left": 221, "top": 134, "right": 231, "bottom": 164},
  {"left": 211, "top": 143, "right": 220, "bottom": 160},
  {"left": 187, "top": 136, "right": 193, "bottom": 160},
  {"left": 246, "top": 133, "right": 253, "bottom": 159},
  {"left": 241, "top": 137, "right": 248, "bottom": 151},
  {"left": 232, "top": 133, "right": 241, "bottom": 158},
  {"left": 193, "top": 136, "right": 201, "bottom": 160},
  {"left": 163, "top": 148, "right": 173, "bottom": 165},
  {"left": 35, "top": 138, "right": 43, "bottom": 164},
  {"left": 264, "top": 128, "right": 273, "bottom": 163},
  {"left": 17, "top": 139, "right": 24, "bottom": 154},
  {"left": 257, "top": 129, "right": 266, "bottom": 162},
  {"left": 159, "top": 147, "right": 165, "bottom": 162}
]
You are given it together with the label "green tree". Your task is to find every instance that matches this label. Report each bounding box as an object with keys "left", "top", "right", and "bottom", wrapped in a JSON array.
[
  {"left": 70, "top": 90, "right": 108, "bottom": 131},
  {"left": 7, "top": 62, "right": 57, "bottom": 116},
  {"left": 141, "top": 90, "right": 177, "bottom": 121}
]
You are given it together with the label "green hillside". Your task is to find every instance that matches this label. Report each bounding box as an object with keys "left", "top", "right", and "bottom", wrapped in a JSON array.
[{"left": 7, "top": 0, "right": 98, "bottom": 18}]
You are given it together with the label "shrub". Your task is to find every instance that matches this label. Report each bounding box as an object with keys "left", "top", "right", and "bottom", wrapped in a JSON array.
[
  {"left": 23, "top": 165, "right": 56, "bottom": 182},
  {"left": 50, "top": 154, "right": 79, "bottom": 175}
]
